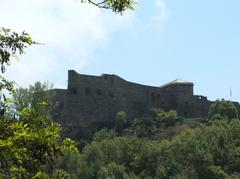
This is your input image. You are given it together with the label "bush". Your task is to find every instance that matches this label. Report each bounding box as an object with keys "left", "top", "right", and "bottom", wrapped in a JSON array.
[{"left": 208, "top": 99, "right": 238, "bottom": 121}]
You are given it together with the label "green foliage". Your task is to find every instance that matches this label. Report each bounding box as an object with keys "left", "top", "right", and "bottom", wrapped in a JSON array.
[
  {"left": 0, "top": 27, "right": 36, "bottom": 73},
  {"left": 51, "top": 118, "right": 240, "bottom": 178},
  {"left": 0, "top": 100, "right": 77, "bottom": 178},
  {"left": 208, "top": 99, "right": 238, "bottom": 121},
  {"left": 97, "top": 162, "right": 130, "bottom": 179},
  {"left": 115, "top": 111, "right": 127, "bottom": 133},
  {"left": 13, "top": 81, "right": 53, "bottom": 117},
  {"left": 33, "top": 169, "right": 70, "bottom": 179},
  {"left": 132, "top": 114, "right": 156, "bottom": 137},
  {"left": 93, "top": 128, "right": 116, "bottom": 142},
  {"left": 0, "top": 31, "right": 76, "bottom": 177},
  {"left": 82, "top": 0, "right": 135, "bottom": 14},
  {"left": 131, "top": 108, "right": 179, "bottom": 137},
  {"left": 0, "top": 27, "right": 36, "bottom": 117}
]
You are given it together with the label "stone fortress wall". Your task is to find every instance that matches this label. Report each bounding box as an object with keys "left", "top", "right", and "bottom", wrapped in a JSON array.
[{"left": 52, "top": 70, "right": 239, "bottom": 127}]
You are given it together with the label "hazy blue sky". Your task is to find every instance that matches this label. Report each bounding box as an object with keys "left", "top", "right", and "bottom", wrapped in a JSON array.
[{"left": 1, "top": 0, "right": 240, "bottom": 101}]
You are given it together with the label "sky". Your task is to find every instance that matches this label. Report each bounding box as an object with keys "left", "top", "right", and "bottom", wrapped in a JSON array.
[{"left": 1, "top": 0, "right": 240, "bottom": 102}]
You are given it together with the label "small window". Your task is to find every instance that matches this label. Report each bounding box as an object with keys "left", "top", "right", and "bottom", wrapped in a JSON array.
[
  {"left": 85, "top": 88, "right": 91, "bottom": 95},
  {"left": 96, "top": 89, "right": 102, "bottom": 95},
  {"left": 108, "top": 91, "right": 114, "bottom": 97},
  {"left": 151, "top": 92, "right": 155, "bottom": 105},
  {"left": 69, "top": 87, "right": 77, "bottom": 94}
]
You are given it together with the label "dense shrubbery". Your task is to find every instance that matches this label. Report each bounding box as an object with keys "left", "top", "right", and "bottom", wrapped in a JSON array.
[
  {"left": 130, "top": 108, "right": 180, "bottom": 137},
  {"left": 50, "top": 118, "right": 240, "bottom": 179}
]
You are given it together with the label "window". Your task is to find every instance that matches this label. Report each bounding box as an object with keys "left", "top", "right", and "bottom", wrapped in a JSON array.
[
  {"left": 85, "top": 88, "right": 91, "bottom": 95},
  {"left": 69, "top": 87, "right": 77, "bottom": 94},
  {"left": 108, "top": 91, "right": 114, "bottom": 97},
  {"left": 157, "top": 94, "right": 160, "bottom": 106},
  {"left": 96, "top": 89, "right": 102, "bottom": 95},
  {"left": 151, "top": 92, "right": 155, "bottom": 105}
]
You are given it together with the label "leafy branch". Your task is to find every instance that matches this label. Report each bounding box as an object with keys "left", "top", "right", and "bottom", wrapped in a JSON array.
[
  {"left": 0, "top": 28, "right": 37, "bottom": 73},
  {"left": 81, "top": 0, "right": 135, "bottom": 14}
]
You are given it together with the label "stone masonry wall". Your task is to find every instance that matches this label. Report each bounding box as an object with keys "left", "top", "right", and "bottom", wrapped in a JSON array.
[{"left": 52, "top": 70, "right": 232, "bottom": 127}]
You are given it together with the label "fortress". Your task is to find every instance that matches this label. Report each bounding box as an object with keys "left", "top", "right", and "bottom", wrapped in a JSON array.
[{"left": 52, "top": 70, "right": 239, "bottom": 127}]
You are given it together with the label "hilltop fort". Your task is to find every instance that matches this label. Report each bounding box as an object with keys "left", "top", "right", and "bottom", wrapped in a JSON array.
[{"left": 52, "top": 70, "right": 240, "bottom": 127}]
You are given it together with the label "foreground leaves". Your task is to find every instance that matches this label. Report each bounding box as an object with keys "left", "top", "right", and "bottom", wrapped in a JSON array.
[{"left": 0, "top": 27, "right": 36, "bottom": 73}]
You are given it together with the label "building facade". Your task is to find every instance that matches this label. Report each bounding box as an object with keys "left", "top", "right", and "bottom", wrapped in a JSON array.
[{"left": 52, "top": 70, "right": 233, "bottom": 127}]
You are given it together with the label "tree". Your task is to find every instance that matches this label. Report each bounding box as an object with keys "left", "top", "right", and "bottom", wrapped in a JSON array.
[
  {"left": 208, "top": 99, "right": 238, "bottom": 121},
  {"left": 0, "top": 28, "right": 36, "bottom": 73},
  {"left": 131, "top": 108, "right": 179, "bottom": 137},
  {"left": 13, "top": 81, "right": 53, "bottom": 118},
  {"left": 0, "top": 28, "right": 36, "bottom": 116},
  {"left": 115, "top": 111, "right": 127, "bottom": 133},
  {"left": 0, "top": 28, "right": 77, "bottom": 178},
  {"left": 0, "top": 98, "right": 79, "bottom": 178},
  {"left": 93, "top": 128, "right": 116, "bottom": 142}
]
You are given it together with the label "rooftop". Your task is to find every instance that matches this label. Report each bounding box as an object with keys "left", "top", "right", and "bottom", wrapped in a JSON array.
[{"left": 160, "top": 79, "right": 193, "bottom": 88}]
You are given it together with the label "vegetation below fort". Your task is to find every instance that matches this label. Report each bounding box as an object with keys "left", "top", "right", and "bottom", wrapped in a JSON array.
[{"left": 54, "top": 119, "right": 240, "bottom": 179}]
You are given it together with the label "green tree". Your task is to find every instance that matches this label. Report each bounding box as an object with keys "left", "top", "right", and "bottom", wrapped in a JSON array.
[
  {"left": 93, "top": 128, "right": 116, "bottom": 142},
  {"left": 0, "top": 101, "right": 78, "bottom": 178},
  {"left": 48, "top": 119, "right": 240, "bottom": 178},
  {"left": 97, "top": 162, "right": 130, "bottom": 179},
  {"left": 0, "top": 28, "right": 77, "bottom": 178},
  {"left": 0, "top": 28, "right": 36, "bottom": 116},
  {"left": 131, "top": 108, "right": 179, "bottom": 137},
  {"left": 151, "top": 108, "right": 178, "bottom": 128},
  {"left": 0, "top": 28, "right": 36, "bottom": 73},
  {"left": 115, "top": 111, "right": 127, "bottom": 133},
  {"left": 13, "top": 81, "right": 53, "bottom": 118},
  {"left": 208, "top": 99, "right": 238, "bottom": 121}
]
